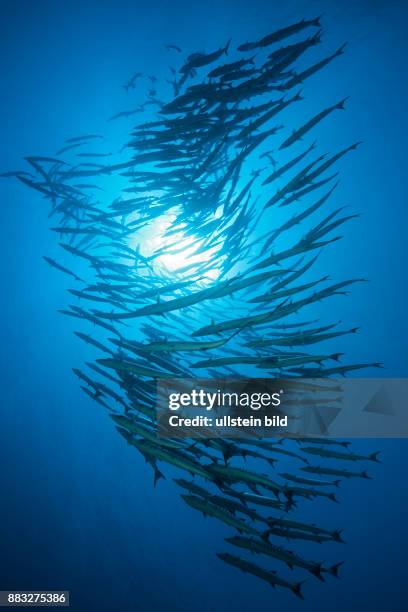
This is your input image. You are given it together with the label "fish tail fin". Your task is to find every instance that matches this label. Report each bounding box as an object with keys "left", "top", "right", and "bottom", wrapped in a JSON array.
[
  {"left": 312, "top": 15, "right": 322, "bottom": 27},
  {"left": 267, "top": 457, "right": 276, "bottom": 467},
  {"left": 336, "top": 42, "right": 347, "bottom": 56},
  {"left": 294, "top": 89, "right": 303, "bottom": 102},
  {"left": 292, "top": 582, "right": 304, "bottom": 600},
  {"left": 311, "top": 564, "right": 325, "bottom": 582},
  {"left": 351, "top": 141, "right": 363, "bottom": 150},
  {"left": 337, "top": 97, "right": 349, "bottom": 110},
  {"left": 334, "top": 479, "right": 341, "bottom": 488},
  {"left": 329, "top": 561, "right": 344, "bottom": 578},
  {"left": 249, "top": 55, "right": 256, "bottom": 65},
  {"left": 361, "top": 470, "right": 372, "bottom": 479},
  {"left": 222, "top": 451, "right": 231, "bottom": 465},
  {"left": 154, "top": 466, "right": 166, "bottom": 487},
  {"left": 224, "top": 38, "right": 232, "bottom": 55},
  {"left": 370, "top": 451, "right": 381, "bottom": 463},
  {"left": 332, "top": 529, "right": 345, "bottom": 543},
  {"left": 312, "top": 29, "right": 322, "bottom": 44}
]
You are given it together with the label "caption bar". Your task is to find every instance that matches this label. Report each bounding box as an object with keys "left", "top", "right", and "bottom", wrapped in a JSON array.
[{"left": 156, "top": 378, "right": 408, "bottom": 438}]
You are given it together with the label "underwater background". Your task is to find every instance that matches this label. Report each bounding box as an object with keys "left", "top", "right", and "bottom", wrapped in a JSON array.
[{"left": 0, "top": 0, "right": 407, "bottom": 610}]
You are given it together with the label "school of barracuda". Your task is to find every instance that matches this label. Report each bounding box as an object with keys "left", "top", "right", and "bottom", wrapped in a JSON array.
[{"left": 5, "top": 16, "right": 382, "bottom": 600}]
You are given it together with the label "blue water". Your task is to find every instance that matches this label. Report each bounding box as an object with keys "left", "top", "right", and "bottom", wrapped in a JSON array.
[{"left": 1, "top": 1, "right": 407, "bottom": 610}]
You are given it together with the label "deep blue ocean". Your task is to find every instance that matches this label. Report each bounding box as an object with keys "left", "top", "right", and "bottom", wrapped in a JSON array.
[{"left": 1, "top": 1, "right": 407, "bottom": 610}]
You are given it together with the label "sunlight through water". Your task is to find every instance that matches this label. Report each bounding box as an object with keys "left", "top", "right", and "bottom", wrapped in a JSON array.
[{"left": 133, "top": 214, "right": 221, "bottom": 281}]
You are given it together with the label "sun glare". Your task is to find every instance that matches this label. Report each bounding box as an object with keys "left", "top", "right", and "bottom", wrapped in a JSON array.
[{"left": 132, "top": 215, "right": 220, "bottom": 281}]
